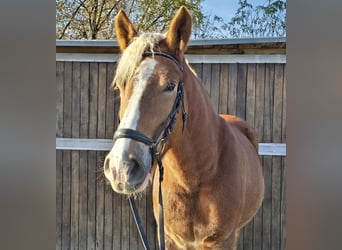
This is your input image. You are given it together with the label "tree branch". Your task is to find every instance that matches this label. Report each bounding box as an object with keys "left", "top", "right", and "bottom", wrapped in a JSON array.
[{"left": 58, "top": 0, "right": 87, "bottom": 39}]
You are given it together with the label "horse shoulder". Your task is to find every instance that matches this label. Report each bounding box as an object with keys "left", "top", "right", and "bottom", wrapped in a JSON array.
[{"left": 219, "top": 114, "right": 259, "bottom": 153}]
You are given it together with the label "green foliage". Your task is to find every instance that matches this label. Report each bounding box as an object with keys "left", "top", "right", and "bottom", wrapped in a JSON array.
[
  {"left": 193, "top": 0, "right": 286, "bottom": 39},
  {"left": 56, "top": 0, "right": 204, "bottom": 40},
  {"left": 56, "top": 0, "right": 286, "bottom": 40},
  {"left": 227, "top": 0, "right": 286, "bottom": 38}
]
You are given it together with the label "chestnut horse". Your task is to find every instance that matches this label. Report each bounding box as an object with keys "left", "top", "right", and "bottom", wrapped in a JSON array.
[{"left": 104, "top": 6, "right": 264, "bottom": 250}]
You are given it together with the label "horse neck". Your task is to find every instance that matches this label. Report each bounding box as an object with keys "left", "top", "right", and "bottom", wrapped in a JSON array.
[{"left": 163, "top": 63, "right": 222, "bottom": 191}]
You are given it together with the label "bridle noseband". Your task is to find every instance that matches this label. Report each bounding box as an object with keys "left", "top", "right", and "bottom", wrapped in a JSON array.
[{"left": 113, "top": 51, "right": 187, "bottom": 250}]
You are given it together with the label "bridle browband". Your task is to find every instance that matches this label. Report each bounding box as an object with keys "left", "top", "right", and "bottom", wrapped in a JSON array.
[{"left": 113, "top": 51, "right": 187, "bottom": 250}]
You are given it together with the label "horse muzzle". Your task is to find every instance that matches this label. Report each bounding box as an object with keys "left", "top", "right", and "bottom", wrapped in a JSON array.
[{"left": 104, "top": 144, "right": 151, "bottom": 194}]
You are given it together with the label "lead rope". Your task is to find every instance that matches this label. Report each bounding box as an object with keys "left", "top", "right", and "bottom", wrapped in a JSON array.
[
  {"left": 128, "top": 156, "right": 165, "bottom": 250},
  {"left": 157, "top": 157, "right": 165, "bottom": 250},
  {"left": 129, "top": 197, "right": 151, "bottom": 250}
]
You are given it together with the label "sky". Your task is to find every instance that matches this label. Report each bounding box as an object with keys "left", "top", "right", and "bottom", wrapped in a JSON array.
[{"left": 201, "top": 0, "right": 267, "bottom": 22}]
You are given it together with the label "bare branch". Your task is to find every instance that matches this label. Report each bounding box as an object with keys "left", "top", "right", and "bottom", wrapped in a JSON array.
[{"left": 58, "top": 0, "right": 87, "bottom": 39}]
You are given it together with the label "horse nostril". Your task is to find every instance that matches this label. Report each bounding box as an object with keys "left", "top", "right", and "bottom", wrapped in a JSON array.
[
  {"left": 103, "top": 155, "right": 112, "bottom": 178},
  {"left": 129, "top": 158, "right": 140, "bottom": 174}
]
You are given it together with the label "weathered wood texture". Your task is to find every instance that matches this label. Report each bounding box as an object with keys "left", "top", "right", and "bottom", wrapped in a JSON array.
[
  {"left": 56, "top": 38, "right": 286, "bottom": 55},
  {"left": 56, "top": 58, "right": 286, "bottom": 249}
]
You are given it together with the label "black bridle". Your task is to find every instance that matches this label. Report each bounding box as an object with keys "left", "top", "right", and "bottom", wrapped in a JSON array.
[{"left": 113, "top": 51, "right": 187, "bottom": 250}]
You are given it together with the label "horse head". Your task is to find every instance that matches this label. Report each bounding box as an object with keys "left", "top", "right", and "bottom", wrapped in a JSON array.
[{"left": 104, "top": 7, "right": 191, "bottom": 195}]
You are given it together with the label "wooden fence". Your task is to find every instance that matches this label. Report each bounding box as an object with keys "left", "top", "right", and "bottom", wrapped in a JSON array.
[{"left": 56, "top": 38, "right": 286, "bottom": 250}]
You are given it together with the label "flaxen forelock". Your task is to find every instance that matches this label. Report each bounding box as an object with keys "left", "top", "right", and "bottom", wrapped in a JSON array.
[{"left": 112, "top": 33, "right": 166, "bottom": 88}]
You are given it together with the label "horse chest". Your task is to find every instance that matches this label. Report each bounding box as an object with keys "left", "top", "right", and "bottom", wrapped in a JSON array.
[{"left": 162, "top": 190, "right": 226, "bottom": 247}]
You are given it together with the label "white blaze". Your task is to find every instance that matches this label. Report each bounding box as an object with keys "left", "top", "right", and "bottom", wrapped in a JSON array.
[{"left": 109, "top": 58, "right": 157, "bottom": 169}]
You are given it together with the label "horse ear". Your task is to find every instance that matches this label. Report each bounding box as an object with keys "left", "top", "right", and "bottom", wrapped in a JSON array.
[
  {"left": 166, "top": 6, "right": 192, "bottom": 54},
  {"left": 115, "top": 10, "right": 137, "bottom": 51}
]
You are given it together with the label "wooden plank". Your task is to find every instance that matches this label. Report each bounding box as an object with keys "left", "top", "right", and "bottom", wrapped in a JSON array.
[
  {"left": 89, "top": 62, "right": 99, "bottom": 140},
  {"left": 243, "top": 219, "right": 254, "bottom": 250},
  {"left": 80, "top": 63, "right": 90, "bottom": 139},
  {"left": 79, "top": 151, "right": 88, "bottom": 250},
  {"left": 98, "top": 62, "right": 107, "bottom": 138},
  {"left": 56, "top": 53, "right": 286, "bottom": 64},
  {"left": 56, "top": 61, "right": 64, "bottom": 250},
  {"left": 228, "top": 64, "right": 238, "bottom": 115},
  {"left": 105, "top": 62, "right": 116, "bottom": 138},
  {"left": 186, "top": 54, "right": 286, "bottom": 64},
  {"left": 280, "top": 157, "right": 286, "bottom": 250},
  {"left": 56, "top": 150, "right": 63, "bottom": 250},
  {"left": 96, "top": 62, "right": 107, "bottom": 250},
  {"left": 237, "top": 229, "right": 243, "bottom": 249},
  {"left": 202, "top": 64, "right": 212, "bottom": 94},
  {"left": 270, "top": 64, "right": 284, "bottom": 249},
  {"left": 87, "top": 62, "right": 98, "bottom": 250},
  {"left": 79, "top": 63, "right": 89, "bottom": 249},
  {"left": 62, "top": 62, "right": 72, "bottom": 250},
  {"left": 87, "top": 150, "right": 97, "bottom": 250},
  {"left": 104, "top": 63, "right": 114, "bottom": 250},
  {"left": 62, "top": 150, "right": 72, "bottom": 250},
  {"left": 121, "top": 196, "right": 130, "bottom": 250},
  {"left": 236, "top": 64, "right": 247, "bottom": 119},
  {"left": 190, "top": 63, "right": 203, "bottom": 80},
  {"left": 63, "top": 62, "right": 73, "bottom": 138},
  {"left": 112, "top": 195, "right": 123, "bottom": 249},
  {"left": 282, "top": 65, "right": 287, "bottom": 143},
  {"left": 253, "top": 204, "right": 263, "bottom": 250},
  {"left": 262, "top": 156, "right": 272, "bottom": 250},
  {"left": 246, "top": 64, "right": 257, "bottom": 126},
  {"left": 104, "top": 184, "right": 113, "bottom": 250},
  {"left": 218, "top": 64, "right": 229, "bottom": 114},
  {"left": 254, "top": 64, "right": 265, "bottom": 141},
  {"left": 271, "top": 156, "right": 282, "bottom": 250},
  {"left": 56, "top": 138, "right": 286, "bottom": 156},
  {"left": 259, "top": 143, "right": 286, "bottom": 156},
  {"left": 251, "top": 63, "right": 264, "bottom": 250},
  {"left": 262, "top": 64, "right": 274, "bottom": 250},
  {"left": 56, "top": 138, "right": 113, "bottom": 151},
  {"left": 95, "top": 152, "right": 105, "bottom": 250},
  {"left": 272, "top": 64, "right": 284, "bottom": 143},
  {"left": 280, "top": 65, "right": 286, "bottom": 250},
  {"left": 56, "top": 62, "right": 64, "bottom": 137},
  {"left": 71, "top": 62, "right": 81, "bottom": 137},
  {"left": 263, "top": 64, "right": 274, "bottom": 143},
  {"left": 71, "top": 62, "right": 81, "bottom": 250},
  {"left": 210, "top": 64, "right": 220, "bottom": 112},
  {"left": 71, "top": 150, "right": 80, "bottom": 250}
]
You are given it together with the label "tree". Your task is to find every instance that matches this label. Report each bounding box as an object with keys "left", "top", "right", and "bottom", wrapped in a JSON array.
[
  {"left": 193, "top": 0, "right": 286, "bottom": 39},
  {"left": 56, "top": 0, "right": 204, "bottom": 40},
  {"left": 227, "top": 0, "right": 286, "bottom": 37}
]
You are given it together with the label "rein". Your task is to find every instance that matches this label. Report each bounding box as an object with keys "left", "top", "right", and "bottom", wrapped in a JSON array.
[{"left": 113, "top": 51, "right": 186, "bottom": 250}]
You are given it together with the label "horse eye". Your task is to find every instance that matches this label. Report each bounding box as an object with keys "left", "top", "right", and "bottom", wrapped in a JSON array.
[{"left": 164, "top": 81, "right": 176, "bottom": 92}]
